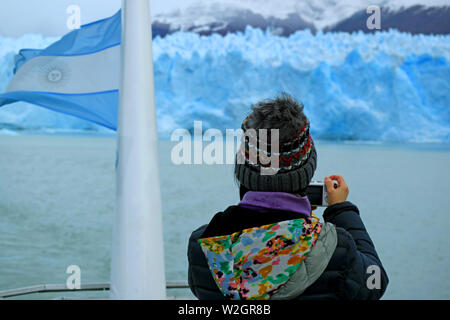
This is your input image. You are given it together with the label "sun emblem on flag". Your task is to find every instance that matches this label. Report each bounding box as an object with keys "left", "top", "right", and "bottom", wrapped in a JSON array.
[
  {"left": 38, "top": 60, "right": 71, "bottom": 90},
  {"left": 47, "top": 69, "right": 63, "bottom": 83}
]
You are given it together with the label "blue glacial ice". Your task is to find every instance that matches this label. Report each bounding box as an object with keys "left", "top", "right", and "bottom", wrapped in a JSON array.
[{"left": 0, "top": 27, "right": 449, "bottom": 142}]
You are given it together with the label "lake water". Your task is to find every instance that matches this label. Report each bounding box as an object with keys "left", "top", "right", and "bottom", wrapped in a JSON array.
[{"left": 0, "top": 134, "right": 449, "bottom": 299}]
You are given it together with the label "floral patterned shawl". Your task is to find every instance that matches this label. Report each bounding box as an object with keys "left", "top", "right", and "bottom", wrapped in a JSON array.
[{"left": 198, "top": 216, "right": 322, "bottom": 300}]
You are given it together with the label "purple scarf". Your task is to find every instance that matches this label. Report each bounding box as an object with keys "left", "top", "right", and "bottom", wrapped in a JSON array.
[{"left": 238, "top": 191, "right": 311, "bottom": 217}]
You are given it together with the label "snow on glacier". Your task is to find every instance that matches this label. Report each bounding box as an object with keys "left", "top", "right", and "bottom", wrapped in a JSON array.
[{"left": 0, "top": 27, "right": 449, "bottom": 142}]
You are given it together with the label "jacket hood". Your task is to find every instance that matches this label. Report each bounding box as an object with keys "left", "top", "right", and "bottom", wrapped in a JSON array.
[{"left": 198, "top": 216, "right": 337, "bottom": 300}]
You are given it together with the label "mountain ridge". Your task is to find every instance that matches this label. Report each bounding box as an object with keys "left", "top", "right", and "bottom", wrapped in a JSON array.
[{"left": 149, "top": 2, "right": 450, "bottom": 37}]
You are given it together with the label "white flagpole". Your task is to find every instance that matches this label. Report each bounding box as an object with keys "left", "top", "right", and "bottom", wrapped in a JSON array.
[{"left": 110, "top": 0, "right": 166, "bottom": 299}]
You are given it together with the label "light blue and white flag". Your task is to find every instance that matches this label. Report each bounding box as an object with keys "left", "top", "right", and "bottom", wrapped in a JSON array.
[{"left": 0, "top": 10, "right": 121, "bottom": 130}]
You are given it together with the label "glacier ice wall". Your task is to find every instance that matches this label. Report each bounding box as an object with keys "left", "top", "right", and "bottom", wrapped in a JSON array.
[{"left": 0, "top": 28, "right": 449, "bottom": 142}]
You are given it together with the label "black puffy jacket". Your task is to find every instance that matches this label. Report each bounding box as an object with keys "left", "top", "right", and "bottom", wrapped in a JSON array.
[{"left": 187, "top": 201, "right": 389, "bottom": 300}]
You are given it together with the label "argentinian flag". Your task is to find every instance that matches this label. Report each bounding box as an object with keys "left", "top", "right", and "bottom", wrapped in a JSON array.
[{"left": 0, "top": 10, "right": 121, "bottom": 130}]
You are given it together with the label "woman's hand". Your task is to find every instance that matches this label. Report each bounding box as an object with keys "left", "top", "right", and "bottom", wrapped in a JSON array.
[{"left": 324, "top": 175, "right": 349, "bottom": 206}]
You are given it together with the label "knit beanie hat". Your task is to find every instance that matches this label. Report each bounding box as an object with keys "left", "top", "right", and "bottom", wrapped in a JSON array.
[{"left": 234, "top": 94, "right": 317, "bottom": 193}]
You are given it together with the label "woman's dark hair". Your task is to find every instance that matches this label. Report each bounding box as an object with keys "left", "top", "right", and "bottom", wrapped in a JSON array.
[{"left": 246, "top": 92, "right": 307, "bottom": 142}]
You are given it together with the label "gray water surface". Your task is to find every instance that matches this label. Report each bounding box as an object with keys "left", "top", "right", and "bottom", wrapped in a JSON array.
[{"left": 0, "top": 135, "right": 449, "bottom": 299}]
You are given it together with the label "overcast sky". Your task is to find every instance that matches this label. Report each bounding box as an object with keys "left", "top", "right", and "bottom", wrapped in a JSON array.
[{"left": 0, "top": 0, "right": 182, "bottom": 38}]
